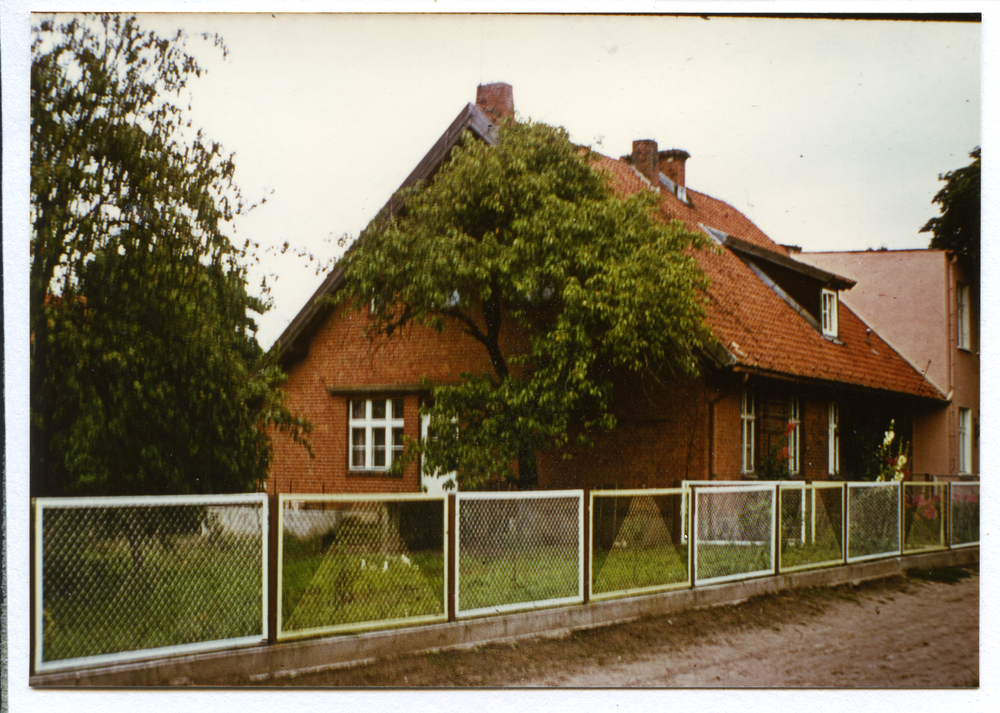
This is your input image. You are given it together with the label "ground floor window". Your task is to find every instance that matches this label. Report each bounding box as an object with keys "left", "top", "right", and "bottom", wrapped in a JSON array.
[
  {"left": 828, "top": 402, "right": 839, "bottom": 475},
  {"left": 958, "top": 407, "right": 971, "bottom": 474},
  {"left": 741, "top": 388, "right": 755, "bottom": 474},
  {"left": 788, "top": 397, "right": 801, "bottom": 475},
  {"left": 349, "top": 398, "right": 405, "bottom": 471}
]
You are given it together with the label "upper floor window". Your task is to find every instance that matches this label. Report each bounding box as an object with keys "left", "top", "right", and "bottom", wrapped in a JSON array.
[
  {"left": 828, "top": 401, "right": 840, "bottom": 475},
  {"left": 958, "top": 407, "right": 972, "bottom": 474},
  {"left": 787, "top": 397, "right": 801, "bottom": 475},
  {"left": 741, "top": 388, "right": 755, "bottom": 475},
  {"left": 957, "top": 283, "right": 971, "bottom": 350},
  {"left": 821, "top": 289, "right": 839, "bottom": 338},
  {"left": 350, "top": 398, "right": 404, "bottom": 471}
]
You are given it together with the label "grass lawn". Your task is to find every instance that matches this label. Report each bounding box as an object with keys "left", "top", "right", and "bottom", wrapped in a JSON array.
[
  {"left": 41, "top": 534, "right": 262, "bottom": 663},
  {"left": 457, "top": 545, "right": 580, "bottom": 612},
  {"left": 281, "top": 535, "right": 445, "bottom": 632},
  {"left": 591, "top": 544, "right": 688, "bottom": 595}
]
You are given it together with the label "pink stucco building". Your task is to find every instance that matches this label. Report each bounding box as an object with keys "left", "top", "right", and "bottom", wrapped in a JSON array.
[{"left": 795, "top": 249, "right": 979, "bottom": 479}]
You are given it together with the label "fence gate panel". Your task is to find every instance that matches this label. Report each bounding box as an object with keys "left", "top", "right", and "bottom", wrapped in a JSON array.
[
  {"left": 846, "top": 482, "right": 900, "bottom": 562},
  {"left": 950, "top": 482, "right": 980, "bottom": 548},
  {"left": 456, "top": 490, "right": 583, "bottom": 618},
  {"left": 277, "top": 494, "right": 447, "bottom": 639},
  {"left": 34, "top": 494, "right": 268, "bottom": 673},
  {"left": 693, "top": 484, "right": 775, "bottom": 586},
  {"left": 778, "top": 483, "right": 844, "bottom": 573},
  {"left": 590, "top": 489, "right": 688, "bottom": 600},
  {"left": 902, "top": 482, "right": 949, "bottom": 554}
]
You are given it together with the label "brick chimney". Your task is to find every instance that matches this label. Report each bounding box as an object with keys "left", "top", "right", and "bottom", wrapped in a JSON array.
[
  {"left": 658, "top": 149, "right": 690, "bottom": 188},
  {"left": 631, "top": 139, "right": 659, "bottom": 184},
  {"left": 476, "top": 82, "right": 514, "bottom": 122}
]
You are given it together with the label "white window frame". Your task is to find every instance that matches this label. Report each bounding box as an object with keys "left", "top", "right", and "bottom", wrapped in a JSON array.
[
  {"left": 788, "top": 397, "right": 801, "bottom": 475},
  {"left": 958, "top": 407, "right": 971, "bottom": 474},
  {"left": 741, "top": 388, "right": 755, "bottom": 475},
  {"left": 957, "top": 283, "right": 971, "bottom": 350},
  {"left": 828, "top": 401, "right": 840, "bottom": 475},
  {"left": 420, "top": 413, "right": 458, "bottom": 493},
  {"left": 821, "top": 289, "right": 839, "bottom": 338},
  {"left": 349, "top": 398, "right": 405, "bottom": 471}
]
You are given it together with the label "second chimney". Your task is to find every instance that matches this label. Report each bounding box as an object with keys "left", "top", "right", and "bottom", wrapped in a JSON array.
[
  {"left": 658, "top": 149, "right": 690, "bottom": 188},
  {"left": 631, "top": 139, "right": 659, "bottom": 184},
  {"left": 476, "top": 83, "right": 514, "bottom": 122}
]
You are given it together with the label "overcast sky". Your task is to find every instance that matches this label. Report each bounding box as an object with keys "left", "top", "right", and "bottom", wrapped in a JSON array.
[{"left": 104, "top": 12, "right": 985, "bottom": 350}]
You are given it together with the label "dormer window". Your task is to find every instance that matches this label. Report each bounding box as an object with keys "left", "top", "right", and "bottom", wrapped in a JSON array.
[{"left": 821, "top": 289, "right": 838, "bottom": 338}]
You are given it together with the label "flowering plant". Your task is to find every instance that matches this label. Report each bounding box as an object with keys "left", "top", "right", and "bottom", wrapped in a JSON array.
[
  {"left": 875, "top": 419, "right": 911, "bottom": 482},
  {"left": 757, "top": 421, "right": 795, "bottom": 481},
  {"left": 904, "top": 492, "right": 940, "bottom": 520}
]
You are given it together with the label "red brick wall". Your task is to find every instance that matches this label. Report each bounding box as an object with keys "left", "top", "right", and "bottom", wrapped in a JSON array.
[
  {"left": 536, "top": 373, "right": 712, "bottom": 490},
  {"left": 267, "top": 301, "right": 847, "bottom": 495},
  {"left": 266, "top": 302, "right": 510, "bottom": 496}
]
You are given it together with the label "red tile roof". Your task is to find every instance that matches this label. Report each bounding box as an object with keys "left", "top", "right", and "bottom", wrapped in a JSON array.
[{"left": 593, "top": 153, "right": 944, "bottom": 401}]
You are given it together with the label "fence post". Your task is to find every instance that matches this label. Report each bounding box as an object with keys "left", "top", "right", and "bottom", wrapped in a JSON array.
[
  {"left": 30, "top": 499, "right": 37, "bottom": 675},
  {"left": 447, "top": 493, "right": 457, "bottom": 622},
  {"left": 842, "top": 482, "right": 849, "bottom": 565},
  {"left": 267, "top": 491, "right": 279, "bottom": 644},
  {"left": 898, "top": 481, "right": 905, "bottom": 557},
  {"left": 773, "top": 484, "right": 781, "bottom": 576},
  {"left": 947, "top": 481, "right": 953, "bottom": 549},
  {"left": 582, "top": 488, "right": 591, "bottom": 605},
  {"left": 688, "top": 486, "right": 697, "bottom": 588}
]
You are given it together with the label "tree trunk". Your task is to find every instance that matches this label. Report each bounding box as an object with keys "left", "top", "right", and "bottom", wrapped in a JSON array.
[{"left": 516, "top": 447, "right": 538, "bottom": 490}]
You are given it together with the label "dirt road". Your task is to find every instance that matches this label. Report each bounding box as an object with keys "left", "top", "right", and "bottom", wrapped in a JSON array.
[{"left": 214, "top": 565, "right": 978, "bottom": 688}]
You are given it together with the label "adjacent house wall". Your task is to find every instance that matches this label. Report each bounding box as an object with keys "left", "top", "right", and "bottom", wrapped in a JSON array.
[{"left": 796, "top": 249, "right": 978, "bottom": 478}]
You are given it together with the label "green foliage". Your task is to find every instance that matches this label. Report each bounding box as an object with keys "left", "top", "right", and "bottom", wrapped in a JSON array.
[
  {"left": 922, "top": 147, "right": 980, "bottom": 285},
  {"left": 756, "top": 446, "right": 791, "bottom": 481},
  {"left": 31, "top": 14, "right": 310, "bottom": 496},
  {"left": 337, "top": 120, "right": 711, "bottom": 488}
]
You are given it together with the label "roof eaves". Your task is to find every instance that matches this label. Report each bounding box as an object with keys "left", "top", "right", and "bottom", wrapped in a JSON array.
[{"left": 271, "top": 103, "right": 500, "bottom": 362}]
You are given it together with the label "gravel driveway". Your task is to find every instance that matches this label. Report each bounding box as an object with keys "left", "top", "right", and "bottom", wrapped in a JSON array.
[{"left": 210, "top": 564, "right": 978, "bottom": 688}]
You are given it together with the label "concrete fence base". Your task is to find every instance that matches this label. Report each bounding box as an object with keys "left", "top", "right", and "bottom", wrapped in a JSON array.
[{"left": 30, "top": 546, "right": 978, "bottom": 687}]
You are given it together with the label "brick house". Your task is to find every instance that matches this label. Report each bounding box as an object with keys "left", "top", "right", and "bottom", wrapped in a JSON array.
[
  {"left": 264, "top": 83, "right": 946, "bottom": 496},
  {"left": 794, "top": 249, "right": 978, "bottom": 479}
]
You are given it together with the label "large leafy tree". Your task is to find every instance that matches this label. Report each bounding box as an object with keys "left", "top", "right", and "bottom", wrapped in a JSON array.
[
  {"left": 338, "top": 120, "right": 711, "bottom": 489},
  {"left": 31, "top": 14, "right": 309, "bottom": 496},
  {"left": 921, "top": 147, "right": 980, "bottom": 287}
]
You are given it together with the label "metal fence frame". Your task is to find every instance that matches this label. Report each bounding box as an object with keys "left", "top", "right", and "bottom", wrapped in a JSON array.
[
  {"left": 845, "top": 481, "right": 901, "bottom": 563},
  {"left": 33, "top": 493, "right": 268, "bottom": 673},
  {"left": 692, "top": 483, "right": 777, "bottom": 586},
  {"left": 455, "top": 490, "right": 584, "bottom": 619},
  {"left": 777, "top": 481, "right": 845, "bottom": 573},
  {"left": 901, "top": 482, "right": 949, "bottom": 554},
  {"left": 950, "top": 481, "right": 981, "bottom": 549},
  {"left": 276, "top": 493, "right": 449, "bottom": 640},
  {"left": 30, "top": 480, "right": 980, "bottom": 673},
  {"left": 588, "top": 488, "right": 689, "bottom": 601}
]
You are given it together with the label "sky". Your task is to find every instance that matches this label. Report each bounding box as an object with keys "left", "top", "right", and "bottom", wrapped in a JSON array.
[
  {"left": 1, "top": 3, "right": 993, "bottom": 713},
  {"left": 96, "top": 11, "right": 982, "bottom": 350}
]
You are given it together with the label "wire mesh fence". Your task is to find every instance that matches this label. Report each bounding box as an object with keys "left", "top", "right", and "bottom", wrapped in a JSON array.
[
  {"left": 693, "top": 484, "right": 775, "bottom": 585},
  {"left": 778, "top": 483, "right": 844, "bottom": 572},
  {"left": 34, "top": 494, "right": 267, "bottom": 673},
  {"left": 950, "top": 482, "right": 980, "bottom": 548},
  {"left": 590, "top": 490, "right": 688, "bottom": 600},
  {"left": 456, "top": 491, "right": 583, "bottom": 617},
  {"left": 846, "top": 482, "right": 900, "bottom": 562},
  {"left": 902, "top": 482, "right": 948, "bottom": 553},
  {"left": 277, "top": 494, "right": 447, "bottom": 639}
]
